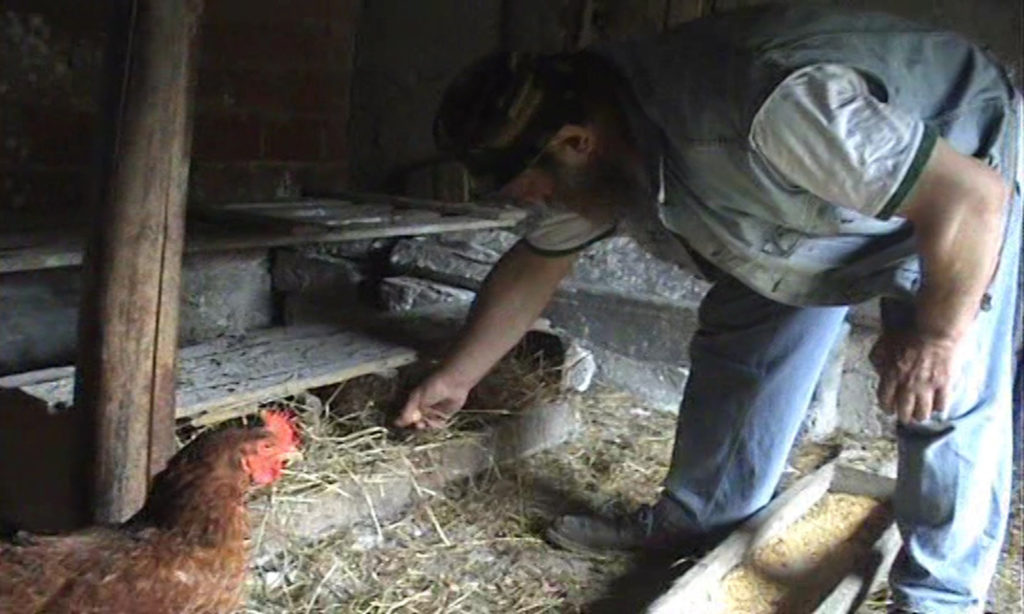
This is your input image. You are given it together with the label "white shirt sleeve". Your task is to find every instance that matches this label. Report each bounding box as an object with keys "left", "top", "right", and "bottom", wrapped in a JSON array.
[
  {"left": 523, "top": 211, "right": 617, "bottom": 255},
  {"left": 750, "top": 63, "right": 938, "bottom": 219}
]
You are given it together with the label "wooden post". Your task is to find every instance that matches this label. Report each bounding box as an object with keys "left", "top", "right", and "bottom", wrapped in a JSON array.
[{"left": 75, "top": 0, "right": 203, "bottom": 523}]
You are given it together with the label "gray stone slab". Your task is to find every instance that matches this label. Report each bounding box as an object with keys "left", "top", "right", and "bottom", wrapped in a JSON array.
[
  {"left": 380, "top": 276, "right": 476, "bottom": 312},
  {"left": 590, "top": 346, "right": 688, "bottom": 413},
  {"left": 388, "top": 230, "right": 709, "bottom": 305},
  {"left": 545, "top": 290, "right": 698, "bottom": 365},
  {"left": 272, "top": 249, "right": 365, "bottom": 294}
]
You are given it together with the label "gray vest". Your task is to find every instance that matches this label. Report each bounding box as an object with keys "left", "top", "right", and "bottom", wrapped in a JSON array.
[{"left": 599, "top": 7, "right": 1019, "bottom": 306}]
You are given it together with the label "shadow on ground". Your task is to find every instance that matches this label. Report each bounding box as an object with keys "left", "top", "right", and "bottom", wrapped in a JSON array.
[{"left": 583, "top": 549, "right": 697, "bottom": 613}]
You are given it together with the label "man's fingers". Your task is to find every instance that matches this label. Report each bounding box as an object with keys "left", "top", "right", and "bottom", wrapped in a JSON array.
[
  {"left": 395, "top": 390, "right": 423, "bottom": 427},
  {"left": 933, "top": 385, "right": 949, "bottom": 418},
  {"left": 912, "top": 391, "right": 933, "bottom": 423},
  {"left": 894, "top": 386, "right": 916, "bottom": 425},
  {"left": 395, "top": 407, "right": 422, "bottom": 428}
]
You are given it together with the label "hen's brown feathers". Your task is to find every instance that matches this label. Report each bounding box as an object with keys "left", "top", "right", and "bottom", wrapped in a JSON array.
[{"left": 0, "top": 418, "right": 296, "bottom": 614}]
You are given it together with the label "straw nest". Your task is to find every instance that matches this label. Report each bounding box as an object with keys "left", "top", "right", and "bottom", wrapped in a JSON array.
[{"left": 234, "top": 361, "right": 678, "bottom": 613}]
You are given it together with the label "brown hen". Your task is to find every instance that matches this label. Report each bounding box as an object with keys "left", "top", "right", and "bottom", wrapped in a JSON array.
[{"left": 0, "top": 411, "right": 299, "bottom": 614}]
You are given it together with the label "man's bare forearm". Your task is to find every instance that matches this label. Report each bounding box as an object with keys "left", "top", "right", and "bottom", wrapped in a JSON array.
[
  {"left": 438, "top": 242, "right": 576, "bottom": 387},
  {"left": 914, "top": 203, "right": 1006, "bottom": 343},
  {"left": 902, "top": 141, "right": 1009, "bottom": 342}
]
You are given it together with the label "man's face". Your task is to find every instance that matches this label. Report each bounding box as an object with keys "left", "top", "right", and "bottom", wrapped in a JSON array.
[{"left": 498, "top": 142, "right": 648, "bottom": 226}]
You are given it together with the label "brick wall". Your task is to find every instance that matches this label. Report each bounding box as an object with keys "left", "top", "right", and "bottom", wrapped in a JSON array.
[{"left": 1, "top": 0, "right": 358, "bottom": 232}]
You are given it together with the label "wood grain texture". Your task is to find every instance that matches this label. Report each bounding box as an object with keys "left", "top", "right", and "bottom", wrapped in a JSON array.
[
  {"left": 8, "top": 326, "right": 417, "bottom": 420},
  {"left": 0, "top": 214, "right": 523, "bottom": 274},
  {"left": 645, "top": 463, "right": 900, "bottom": 614},
  {"left": 73, "top": 0, "right": 203, "bottom": 523}
]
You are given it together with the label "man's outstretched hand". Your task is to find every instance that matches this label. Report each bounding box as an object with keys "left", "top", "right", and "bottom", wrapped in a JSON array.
[
  {"left": 869, "top": 330, "right": 959, "bottom": 424},
  {"left": 394, "top": 372, "right": 472, "bottom": 430}
]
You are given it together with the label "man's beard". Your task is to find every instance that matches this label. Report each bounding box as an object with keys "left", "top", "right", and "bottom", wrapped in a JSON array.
[{"left": 532, "top": 150, "right": 649, "bottom": 226}]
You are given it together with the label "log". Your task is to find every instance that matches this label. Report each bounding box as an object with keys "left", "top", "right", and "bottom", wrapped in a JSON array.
[{"left": 74, "top": 0, "right": 203, "bottom": 523}]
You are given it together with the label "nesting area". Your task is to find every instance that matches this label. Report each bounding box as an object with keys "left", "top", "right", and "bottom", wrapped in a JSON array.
[
  {"left": 718, "top": 494, "right": 891, "bottom": 614},
  {"left": 206, "top": 354, "right": 1023, "bottom": 614},
  {"left": 237, "top": 379, "right": 675, "bottom": 614}
]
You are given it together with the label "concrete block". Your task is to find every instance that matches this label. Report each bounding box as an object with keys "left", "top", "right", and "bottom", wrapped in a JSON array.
[
  {"left": 571, "top": 236, "right": 709, "bottom": 304},
  {"left": 179, "top": 250, "right": 274, "bottom": 343},
  {"left": 590, "top": 346, "right": 689, "bottom": 413},
  {"left": 300, "top": 238, "right": 394, "bottom": 262},
  {"left": 545, "top": 290, "right": 698, "bottom": 365},
  {"left": 272, "top": 249, "right": 365, "bottom": 293}
]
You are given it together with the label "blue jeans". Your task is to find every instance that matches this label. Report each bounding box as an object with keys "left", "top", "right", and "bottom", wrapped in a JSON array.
[{"left": 661, "top": 185, "right": 1021, "bottom": 612}]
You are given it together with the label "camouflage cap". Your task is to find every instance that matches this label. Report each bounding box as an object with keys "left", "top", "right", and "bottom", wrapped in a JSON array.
[{"left": 434, "top": 51, "right": 585, "bottom": 190}]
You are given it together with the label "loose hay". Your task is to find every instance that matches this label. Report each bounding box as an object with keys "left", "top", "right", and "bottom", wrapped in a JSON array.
[
  {"left": 241, "top": 387, "right": 676, "bottom": 613},
  {"left": 719, "top": 494, "right": 891, "bottom": 614},
  {"left": 228, "top": 357, "right": 1020, "bottom": 614}
]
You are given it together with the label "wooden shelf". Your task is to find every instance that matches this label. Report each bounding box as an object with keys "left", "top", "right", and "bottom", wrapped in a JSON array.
[
  {"left": 0, "top": 196, "right": 526, "bottom": 274},
  {"left": 0, "top": 325, "right": 418, "bottom": 420}
]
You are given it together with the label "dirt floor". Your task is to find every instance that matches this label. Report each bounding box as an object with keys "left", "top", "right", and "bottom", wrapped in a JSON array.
[{"left": 242, "top": 387, "right": 1023, "bottom": 614}]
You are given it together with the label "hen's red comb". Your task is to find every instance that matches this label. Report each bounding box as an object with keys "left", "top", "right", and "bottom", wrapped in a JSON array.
[{"left": 260, "top": 410, "right": 299, "bottom": 450}]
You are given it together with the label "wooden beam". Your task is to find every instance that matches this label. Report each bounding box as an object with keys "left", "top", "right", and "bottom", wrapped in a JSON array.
[
  {"left": 74, "top": 0, "right": 203, "bottom": 523},
  {"left": 0, "top": 210, "right": 526, "bottom": 275}
]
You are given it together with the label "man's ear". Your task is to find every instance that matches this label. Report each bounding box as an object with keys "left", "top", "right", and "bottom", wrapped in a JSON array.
[{"left": 547, "top": 124, "right": 597, "bottom": 167}]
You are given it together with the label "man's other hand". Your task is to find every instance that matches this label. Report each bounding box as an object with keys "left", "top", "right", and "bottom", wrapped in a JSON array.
[
  {"left": 869, "top": 331, "right": 959, "bottom": 424},
  {"left": 395, "top": 372, "right": 472, "bottom": 430}
]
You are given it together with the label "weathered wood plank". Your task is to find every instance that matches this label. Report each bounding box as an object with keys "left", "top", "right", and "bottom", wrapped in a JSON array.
[
  {"left": 8, "top": 326, "right": 417, "bottom": 420},
  {"left": 188, "top": 215, "right": 522, "bottom": 254},
  {"left": 646, "top": 463, "right": 838, "bottom": 614},
  {"left": 0, "top": 214, "right": 523, "bottom": 275},
  {"left": 812, "top": 523, "right": 901, "bottom": 614},
  {"left": 645, "top": 463, "right": 900, "bottom": 614},
  {"left": 74, "top": 0, "right": 202, "bottom": 523},
  {"left": 0, "top": 365, "right": 75, "bottom": 389}
]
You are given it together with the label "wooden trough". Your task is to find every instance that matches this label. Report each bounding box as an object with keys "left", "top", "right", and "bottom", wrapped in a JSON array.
[{"left": 647, "top": 462, "right": 900, "bottom": 614}]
